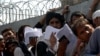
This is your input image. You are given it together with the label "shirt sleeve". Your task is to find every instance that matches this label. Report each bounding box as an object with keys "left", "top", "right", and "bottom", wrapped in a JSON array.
[
  {"left": 83, "top": 27, "right": 100, "bottom": 56},
  {"left": 14, "top": 47, "right": 25, "bottom": 56}
]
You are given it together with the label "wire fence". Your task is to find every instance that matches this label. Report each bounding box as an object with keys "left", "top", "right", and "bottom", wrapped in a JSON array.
[{"left": 0, "top": 0, "right": 61, "bottom": 25}]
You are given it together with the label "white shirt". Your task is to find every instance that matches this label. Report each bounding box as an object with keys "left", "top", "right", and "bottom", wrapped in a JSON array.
[
  {"left": 28, "top": 46, "right": 34, "bottom": 56},
  {"left": 14, "top": 47, "right": 24, "bottom": 56}
]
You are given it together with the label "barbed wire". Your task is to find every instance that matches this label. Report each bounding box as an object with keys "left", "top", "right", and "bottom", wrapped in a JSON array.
[{"left": 0, "top": 0, "right": 61, "bottom": 25}]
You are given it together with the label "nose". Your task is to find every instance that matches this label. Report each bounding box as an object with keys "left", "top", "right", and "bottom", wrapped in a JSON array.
[
  {"left": 85, "top": 31, "right": 89, "bottom": 34},
  {"left": 6, "top": 35, "right": 11, "bottom": 38},
  {"left": 52, "top": 23, "right": 57, "bottom": 28}
]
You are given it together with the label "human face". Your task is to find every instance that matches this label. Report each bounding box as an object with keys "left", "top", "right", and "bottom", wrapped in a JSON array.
[
  {"left": 2, "top": 31, "right": 16, "bottom": 41},
  {"left": 30, "top": 37, "right": 37, "bottom": 46},
  {"left": 76, "top": 24, "right": 94, "bottom": 42},
  {"left": 71, "top": 16, "right": 84, "bottom": 24},
  {"left": 93, "top": 17, "right": 100, "bottom": 27},
  {"left": 0, "top": 39, "right": 5, "bottom": 52},
  {"left": 49, "top": 18, "right": 62, "bottom": 29}
]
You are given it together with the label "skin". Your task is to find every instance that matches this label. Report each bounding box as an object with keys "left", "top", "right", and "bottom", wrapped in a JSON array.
[
  {"left": 57, "top": 38, "right": 69, "bottom": 56},
  {"left": 48, "top": 17, "right": 69, "bottom": 55},
  {"left": 73, "top": 39, "right": 85, "bottom": 56},
  {"left": 76, "top": 24, "right": 94, "bottom": 42},
  {"left": 48, "top": 17, "right": 62, "bottom": 49},
  {"left": 2, "top": 30, "right": 16, "bottom": 41},
  {"left": 29, "top": 37, "right": 37, "bottom": 46},
  {"left": 49, "top": 17, "right": 62, "bottom": 29},
  {"left": 0, "top": 39, "right": 5, "bottom": 52},
  {"left": 73, "top": 24, "right": 94, "bottom": 56},
  {"left": 93, "top": 17, "right": 100, "bottom": 27},
  {"left": 87, "top": 0, "right": 100, "bottom": 19},
  {"left": 49, "top": 33, "right": 57, "bottom": 49},
  {"left": 48, "top": 17, "right": 69, "bottom": 56}
]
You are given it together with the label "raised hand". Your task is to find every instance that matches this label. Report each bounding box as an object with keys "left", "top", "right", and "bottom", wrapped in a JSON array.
[{"left": 49, "top": 32, "right": 57, "bottom": 49}]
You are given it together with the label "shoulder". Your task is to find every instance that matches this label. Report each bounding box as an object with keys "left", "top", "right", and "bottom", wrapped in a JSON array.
[
  {"left": 93, "top": 26, "right": 100, "bottom": 34},
  {"left": 95, "top": 26, "right": 100, "bottom": 30},
  {"left": 14, "top": 47, "right": 23, "bottom": 52}
]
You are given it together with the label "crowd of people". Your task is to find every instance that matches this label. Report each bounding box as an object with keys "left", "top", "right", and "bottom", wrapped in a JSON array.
[{"left": 0, "top": 0, "right": 99, "bottom": 56}]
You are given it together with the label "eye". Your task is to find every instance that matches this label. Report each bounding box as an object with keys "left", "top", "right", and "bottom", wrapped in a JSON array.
[
  {"left": 80, "top": 31, "right": 84, "bottom": 35},
  {"left": 55, "top": 21, "right": 60, "bottom": 24},
  {"left": 49, "top": 21, "right": 54, "bottom": 25},
  {"left": 50, "top": 22, "right": 53, "bottom": 24},
  {"left": 8, "top": 33, "right": 12, "bottom": 35},
  {"left": 85, "top": 27, "right": 89, "bottom": 30}
]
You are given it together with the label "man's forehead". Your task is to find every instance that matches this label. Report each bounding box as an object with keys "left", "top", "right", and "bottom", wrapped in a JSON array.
[{"left": 4, "top": 30, "right": 13, "bottom": 33}]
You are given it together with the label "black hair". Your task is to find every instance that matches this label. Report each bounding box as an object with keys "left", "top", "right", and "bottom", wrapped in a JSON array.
[
  {"left": 1, "top": 28, "right": 16, "bottom": 35},
  {"left": 46, "top": 12, "right": 65, "bottom": 27},
  {"left": 70, "top": 11, "right": 86, "bottom": 23},
  {"left": 17, "top": 25, "right": 30, "bottom": 42},
  {"left": 5, "top": 39, "right": 19, "bottom": 48}
]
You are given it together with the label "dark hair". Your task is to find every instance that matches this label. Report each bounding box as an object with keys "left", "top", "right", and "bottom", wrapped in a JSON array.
[
  {"left": 72, "top": 18, "right": 90, "bottom": 36},
  {"left": 46, "top": 12, "right": 65, "bottom": 27},
  {"left": 5, "top": 39, "right": 18, "bottom": 48},
  {"left": 17, "top": 25, "right": 30, "bottom": 42},
  {"left": 1, "top": 28, "right": 16, "bottom": 35},
  {"left": 70, "top": 11, "right": 86, "bottom": 24}
]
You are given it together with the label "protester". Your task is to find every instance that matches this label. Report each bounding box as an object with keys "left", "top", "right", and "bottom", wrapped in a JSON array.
[
  {"left": 5, "top": 39, "right": 24, "bottom": 56},
  {"left": 24, "top": 27, "right": 42, "bottom": 56},
  {"left": 92, "top": 10, "right": 100, "bottom": 28},
  {"left": 83, "top": 26, "right": 100, "bottom": 56},
  {"left": 17, "top": 25, "right": 31, "bottom": 56},
  {"left": 0, "top": 35, "right": 5, "bottom": 56},
  {"left": 72, "top": 18, "right": 94, "bottom": 56},
  {"left": 1, "top": 28, "right": 17, "bottom": 41},
  {"left": 36, "top": 12, "right": 65, "bottom": 56}
]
